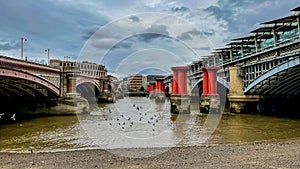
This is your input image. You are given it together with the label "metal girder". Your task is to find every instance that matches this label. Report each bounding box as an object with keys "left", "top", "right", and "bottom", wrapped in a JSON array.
[
  {"left": 0, "top": 88, "right": 13, "bottom": 98},
  {"left": 0, "top": 84, "right": 23, "bottom": 96},
  {"left": 0, "top": 78, "right": 49, "bottom": 97},
  {"left": 284, "top": 79, "right": 300, "bottom": 95},
  {"left": 269, "top": 68, "right": 300, "bottom": 95},
  {"left": 244, "top": 56, "right": 300, "bottom": 93},
  {"left": 256, "top": 72, "right": 288, "bottom": 94},
  {"left": 0, "top": 68, "right": 60, "bottom": 95},
  {"left": 1, "top": 82, "right": 35, "bottom": 97}
]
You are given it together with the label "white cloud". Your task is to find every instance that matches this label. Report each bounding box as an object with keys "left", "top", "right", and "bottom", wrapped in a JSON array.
[{"left": 1, "top": 0, "right": 299, "bottom": 77}]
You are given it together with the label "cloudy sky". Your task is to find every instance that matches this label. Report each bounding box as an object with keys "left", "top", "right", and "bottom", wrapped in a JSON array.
[{"left": 0, "top": 0, "right": 299, "bottom": 78}]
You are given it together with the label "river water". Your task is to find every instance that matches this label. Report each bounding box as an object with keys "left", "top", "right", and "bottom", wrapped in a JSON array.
[{"left": 1, "top": 97, "right": 300, "bottom": 153}]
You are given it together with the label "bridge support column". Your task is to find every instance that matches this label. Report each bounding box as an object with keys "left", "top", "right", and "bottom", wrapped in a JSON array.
[
  {"left": 98, "top": 78, "right": 115, "bottom": 103},
  {"left": 170, "top": 66, "right": 190, "bottom": 114},
  {"left": 148, "top": 82, "right": 156, "bottom": 99},
  {"left": 200, "top": 67, "right": 221, "bottom": 113},
  {"left": 59, "top": 67, "right": 89, "bottom": 114},
  {"left": 227, "top": 67, "right": 259, "bottom": 113},
  {"left": 155, "top": 77, "right": 165, "bottom": 103}
]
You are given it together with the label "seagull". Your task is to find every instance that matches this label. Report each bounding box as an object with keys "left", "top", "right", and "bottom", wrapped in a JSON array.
[
  {"left": 28, "top": 146, "right": 34, "bottom": 153},
  {"left": 11, "top": 114, "right": 15, "bottom": 121},
  {"left": 0, "top": 113, "right": 4, "bottom": 118}
]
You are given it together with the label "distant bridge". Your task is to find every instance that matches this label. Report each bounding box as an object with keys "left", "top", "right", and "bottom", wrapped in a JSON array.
[{"left": 0, "top": 56, "right": 114, "bottom": 115}]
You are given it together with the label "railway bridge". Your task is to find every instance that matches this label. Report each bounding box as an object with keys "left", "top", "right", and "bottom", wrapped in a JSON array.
[
  {"left": 0, "top": 56, "right": 114, "bottom": 115},
  {"left": 165, "top": 6, "right": 300, "bottom": 115}
]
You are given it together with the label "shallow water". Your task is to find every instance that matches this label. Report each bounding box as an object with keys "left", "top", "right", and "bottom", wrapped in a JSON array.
[{"left": 0, "top": 97, "right": 300, "bottom": 152}]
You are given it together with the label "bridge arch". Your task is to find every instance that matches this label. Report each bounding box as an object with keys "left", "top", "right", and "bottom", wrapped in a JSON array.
[
  {"left": 191, "top": 77, "right": 230, "bottom": 94},
  {"left": 0, "top": 68, "right": 60, "bottom": 96},
  {"left": 76, "top": 78, "right": 101, "bottom": 102},
  {"left": 244, "top": 56, "right": 300, "bottom": 95},
  {"left": 76, "top": 78, "right": 101, "bottom": 92}
]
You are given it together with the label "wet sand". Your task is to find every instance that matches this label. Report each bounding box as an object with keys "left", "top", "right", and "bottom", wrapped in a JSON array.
[{"left": 0, "top": 138, "right": 299, "bottom": 169}]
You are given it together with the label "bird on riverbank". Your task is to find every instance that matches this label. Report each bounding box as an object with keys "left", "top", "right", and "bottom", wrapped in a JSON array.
[
  {"left": 28, "top": 146, "right": 34, "bottom": 153},
  {"left": 11, "top": 114, "right": 15, "bottom": 121}
]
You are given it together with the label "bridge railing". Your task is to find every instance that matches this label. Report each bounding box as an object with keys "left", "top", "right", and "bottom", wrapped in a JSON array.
[{"left": 215, "top": 35, "right": 300, "bottom": 67}]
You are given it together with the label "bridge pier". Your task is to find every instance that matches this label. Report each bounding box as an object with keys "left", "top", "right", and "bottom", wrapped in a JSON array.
[
  {"left": 200, "top": 67, "right": 221, "bottom": 113},
  {"left": 59, "top": 67, "right": 89, "bottom": 114},
  {"left": 170, "top": 66, "right": 190, "bottom": 114},
  {"left": 227, "top": 67, "right": 259, "bottom": 113},
  {"left": 148, "top": 82, "right": 156, "bottom": 99},
  {"left": 97, "top": 79, "right": 115, "bottom": 103},
  {"left": 154, "top": 77, "right": 165, "bottom": 103}
]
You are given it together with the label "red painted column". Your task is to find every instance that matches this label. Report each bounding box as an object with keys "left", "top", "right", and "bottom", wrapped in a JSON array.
[
  {"left": 182, "top": 71, "right": 187, "bottom": 95},
  {"left": 201, "top": 67, "right": 208, "bottom": 95},
  {"left": 156, "top": 80, "right": 160, "bottom": 92},
  {"left": 206, "top": 67, "right": 220, "bottom": 96},
  {"left": 161, "top": 82, "right": 165, "bottom": 92},
  {"left": 156, "top": 78, "right": 165, "bottom": 93},
  {"left": 171, "top": 66, "right": 189, "bottom": 96},
  {"left": 172, "top": 70, "right": 178, "bottom": 94},
  {"left": 149, "top": 83, "right": 155, "bottom": 92},
  {"left": 178, "top": 71, "right": 184, "bottom": 95}
]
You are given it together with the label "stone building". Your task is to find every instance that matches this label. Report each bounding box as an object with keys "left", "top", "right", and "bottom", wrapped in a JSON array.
[{"left": 127, "top": 74, "right": 147, "bottom": 92}]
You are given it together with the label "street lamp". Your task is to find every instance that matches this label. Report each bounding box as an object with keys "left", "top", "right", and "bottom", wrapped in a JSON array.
[
  {"left": 64, "top": 56, "right": 70, "bottom": 61},
  {"left": 45, "top": 48, "right": 50, "bottom": 65},
  {"left": 20, "top": 37, "right": 27, "bottom": 60}
]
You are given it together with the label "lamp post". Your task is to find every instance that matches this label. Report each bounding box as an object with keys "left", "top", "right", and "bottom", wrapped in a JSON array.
[
  {"left": 20, "top": 37, "right": 27, "bottom": 60},
  {"left": 64, "top": 56, "right": 70, "bottom": 62},
  {"left": 45, "top": 48, "right": 50, "bottom": 65}
]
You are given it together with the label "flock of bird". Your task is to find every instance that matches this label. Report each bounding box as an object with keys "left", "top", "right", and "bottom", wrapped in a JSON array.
[
  {"left": 102, "top": 102, "right": 164, "bottom": 132},
  {"left": 0, "top": 113, "right": 16, "bottom": 121}
]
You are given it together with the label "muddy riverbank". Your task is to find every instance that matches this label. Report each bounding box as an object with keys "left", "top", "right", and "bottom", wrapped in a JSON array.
[{"left": 0, "top": 138, "right": 299, "bottom": 169}]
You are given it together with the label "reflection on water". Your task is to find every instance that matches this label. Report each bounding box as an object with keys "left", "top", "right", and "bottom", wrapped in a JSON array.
[{"left": 0, "top": 97, "right": 300, "bottom": 152}]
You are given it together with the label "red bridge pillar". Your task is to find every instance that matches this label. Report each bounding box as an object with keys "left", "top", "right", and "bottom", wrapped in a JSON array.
[
  {"left": 200, "top": 66, "right": 221, "bottom": 113},
  {"left": 148, "top": 82, "right": 156, "bottom": 99},
  {"left": 155, "top": 78, "right": 165, "bottom": 93},
  {"left": 155, "top": 77, "right": 165, "bottom": 103},
  {"left": 170, "top": 66, "right": 190, "bottom": 114},
  {"left": 172, "top": 70, "right": 178, "bottom": 94},
  {"left": 201, "top": 67, "right": 219, "bottom": 96},
  {"left": 171, "top": 66, "right": 189, "bottom": 96},
  {"left": 201, "top": 67, "right": 208, "bottom": 95}
]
